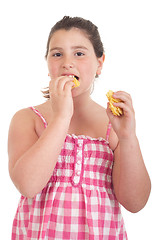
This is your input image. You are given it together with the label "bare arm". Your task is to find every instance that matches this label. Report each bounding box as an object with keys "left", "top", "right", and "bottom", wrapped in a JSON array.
[
  {"left": 8, "top": 76, "right": 75, "bottom": 198},
  {"left": 107, "top": 91, "right": 151, "bottom": 213},
  {"left": 113, "top": 136, "right": 151, "bottom": 212},
  {"left": 8, "top": 111, "right": 70, "bottom": 198}
]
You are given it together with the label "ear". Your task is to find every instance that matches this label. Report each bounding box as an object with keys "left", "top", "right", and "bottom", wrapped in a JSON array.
[{"left": 96, "top": 53, "right": 105, "bottom": 76}]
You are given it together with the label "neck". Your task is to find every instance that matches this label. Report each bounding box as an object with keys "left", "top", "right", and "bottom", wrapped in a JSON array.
[{"left": 72, "top": 92, "right": 93, "bottom": 118}]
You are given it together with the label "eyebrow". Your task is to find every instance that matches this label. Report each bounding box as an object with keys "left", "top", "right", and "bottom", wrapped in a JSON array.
[{"left": 49, "top": 46, "right": 88, "bottom": 52}]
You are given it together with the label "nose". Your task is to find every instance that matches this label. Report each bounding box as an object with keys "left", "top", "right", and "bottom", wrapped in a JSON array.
[{"left": 62, "top": 56, "right": 74, "bottom": 69}]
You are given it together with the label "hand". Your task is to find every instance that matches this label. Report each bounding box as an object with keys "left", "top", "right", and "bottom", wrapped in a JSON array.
[
  {"left": 106, "top": 91, "right": 136, "bottom": 140},
  {"left": 49, "top": 76, "right": 75, "bottom": 120}
]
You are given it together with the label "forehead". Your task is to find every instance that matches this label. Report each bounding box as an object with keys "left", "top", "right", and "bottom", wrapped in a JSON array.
[{"left": 49, "top": 28, "right": 93, "bottom": 49}]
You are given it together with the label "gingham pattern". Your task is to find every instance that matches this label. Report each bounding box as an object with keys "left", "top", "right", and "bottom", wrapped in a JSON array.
[{"left": 11, "top": 107, "right": 127, "bottom": 239}]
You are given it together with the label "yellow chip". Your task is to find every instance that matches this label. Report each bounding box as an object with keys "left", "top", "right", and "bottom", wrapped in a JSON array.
[
  {"left": 106, "top": 90, "right": 123, "bottom": 116},
  {"left": 72, "top": 77, "right": 80, "bottom": 88}
]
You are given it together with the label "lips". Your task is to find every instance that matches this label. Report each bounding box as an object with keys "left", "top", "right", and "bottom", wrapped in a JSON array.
[{"left": 62, "top": 74, "right": 79, "bottom": 80}]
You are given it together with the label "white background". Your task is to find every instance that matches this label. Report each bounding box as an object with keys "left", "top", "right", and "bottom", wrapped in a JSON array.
[{"left": 0, "top": 0, "right": 158, "bottom": 239}]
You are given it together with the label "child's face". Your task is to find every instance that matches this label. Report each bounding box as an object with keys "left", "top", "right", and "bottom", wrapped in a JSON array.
[{"left": 47, "top": 28, "right": 104, "bottom": 96}]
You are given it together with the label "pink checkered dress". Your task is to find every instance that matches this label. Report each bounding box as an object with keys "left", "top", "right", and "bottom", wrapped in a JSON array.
[{"left": 11, "top": 107, "right": 127, "bottom": 240}]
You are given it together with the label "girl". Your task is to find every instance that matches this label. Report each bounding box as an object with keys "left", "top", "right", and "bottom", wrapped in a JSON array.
[{"left": 8, "top": 16, "right": 151, "bottom": 239}]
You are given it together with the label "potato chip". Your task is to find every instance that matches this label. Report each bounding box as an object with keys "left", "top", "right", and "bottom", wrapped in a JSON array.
[
  {"left": 72, "top": 77, "right": 80, "bottom": 88},
  {"left": 106, "top": 90, "right": 123, "bottom": 116}
]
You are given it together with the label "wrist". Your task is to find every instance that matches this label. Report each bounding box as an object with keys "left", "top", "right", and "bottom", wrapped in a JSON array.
[
  {"left": 117, "top": 127, "right": 136, "bottom": 142},
  {"left": 118, "top": 133, "right": 138, "bottom": 146},
  {"left": 49, "top": 114, "right": 71, "bottom": 126}
]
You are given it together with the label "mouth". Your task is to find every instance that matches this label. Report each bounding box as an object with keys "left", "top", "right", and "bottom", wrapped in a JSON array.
[
  {"left": 62, "top": 74, "right": 79, "bottom": 81},
  {"left": 74, "top": 75, "right": 79, "bottom": 80}
]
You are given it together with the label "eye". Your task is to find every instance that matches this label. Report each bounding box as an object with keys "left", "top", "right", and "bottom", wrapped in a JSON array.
[
  {"left": 52, "top": 52, "right": 62, "bottom": 57},
  {"left": 75, "top": 52, "right": 85, "bottom": 57}
]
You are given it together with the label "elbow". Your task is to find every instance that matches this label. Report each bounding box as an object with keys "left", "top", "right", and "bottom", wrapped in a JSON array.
[
  {"left": 10, "top": 171, "right": 39, "bottom": 199},
  {"left": 115, "top": 179, "right": 152, "bottom": 213},
  {"left": 9, "top": 163, "right": 45, "bottom": 198},
  {"left": 18, "top": 185, "right": 37, "bottom": 199},
  {"left": 12, "top": 179, "right": 37, "bottom": 199},
  {"left": 17, "top": 179, "right": 42, "bottom": 198},
  {"left": 119, "top": 187, "right": 151, "bottom": 213},
  {"left": 121, "top": 201, "right": 147, "bottom": 213}
]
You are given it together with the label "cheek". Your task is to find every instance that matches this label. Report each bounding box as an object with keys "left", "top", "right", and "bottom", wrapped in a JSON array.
[
  {"left": 85, "top": 63, "right": 98, "bottom": 79},
  {"left": 81, "top": 60, "right": 97, "bottom": 75},
  {"left": 47, "top": 61, "right": 59, "bottom": 77}
]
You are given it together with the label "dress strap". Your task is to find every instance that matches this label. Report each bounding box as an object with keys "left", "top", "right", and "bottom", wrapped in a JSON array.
[
  {"left": 106, "top": 122, "right": 111, "bottom": 142},
  {"left": 30, "top": 106, "right": 47, "bottom": 128}
]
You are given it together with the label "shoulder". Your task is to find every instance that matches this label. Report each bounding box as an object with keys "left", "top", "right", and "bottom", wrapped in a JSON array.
[
  {"left": 9, "top": 101, "right": 49, "bottom": 137},
  {"left": 10, "top": 107, "right": 35, "bottom": 127},
  {"left": 8, "top": 103, "right": 48, "bottom": 158},
  {"left": 10, "top": 104, "right": 46, "bottom": 126},
  {"left": 8, "top": 107, "right": 40, "bottom": 174},
  {"left": 8, "top": 108, "right": 37, "bottom": 144}
]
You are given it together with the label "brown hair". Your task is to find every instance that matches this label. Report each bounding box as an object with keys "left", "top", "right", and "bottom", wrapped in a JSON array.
[{"left": 43, "top": 16, "right": 104, "bottom": 99}]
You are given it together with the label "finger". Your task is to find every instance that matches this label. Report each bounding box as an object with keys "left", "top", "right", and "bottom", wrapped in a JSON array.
[
  {"left": 57, "top": 76, "right": 75, "bottom": 93},
  {"left": 50, "top": 75, "right": 63, "bottom": 86},
  {"left": 113, "top": 91, "right": 131, "bottom": 101},
  {"left": 49, "top": 77, "right": 62, "bottom": 95},
  {"left": 113, "top": 101, "right": 134, "bottom": 115},
  {"left": 49, "top": 76, "right": 73, "bottom": 95},
  {"left": 113, "top": 90, "right": 130, "bottom": 97},
  {"left": 113, "top": 91, "right": 132, "bottom": 107},
  {"left": 49, "top": 80, "right": 55, "bottom": 97},
  {"left": 64, "top": 81, "right": 75, "bottom": 94}
]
